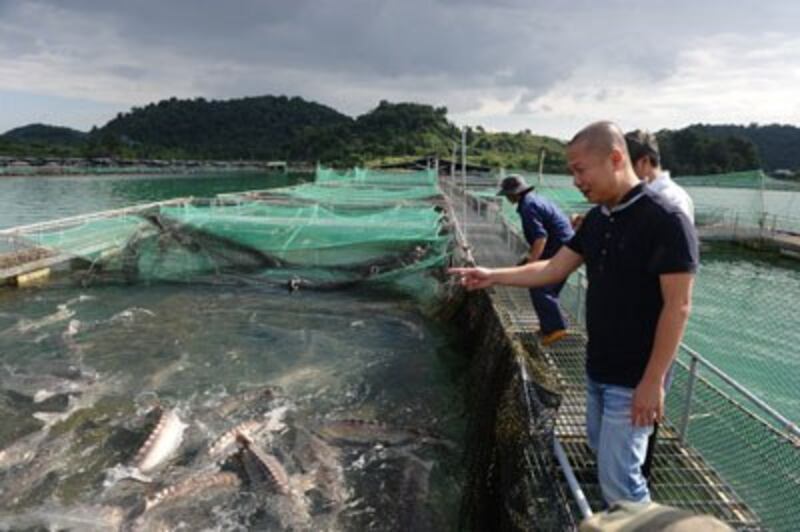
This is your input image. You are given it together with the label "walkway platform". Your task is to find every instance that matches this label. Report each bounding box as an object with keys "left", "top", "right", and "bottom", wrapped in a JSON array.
[
  {"left": 444, "top": 178, "right": 763, "bottom": 529},
  {"left": 698, "top": 224, "right": 800, "bottom": 260}
]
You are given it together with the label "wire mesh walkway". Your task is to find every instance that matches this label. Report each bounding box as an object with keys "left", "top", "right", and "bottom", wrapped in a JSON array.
[{"left": 443, "top": 177, "right": 763, "bottom": 529}]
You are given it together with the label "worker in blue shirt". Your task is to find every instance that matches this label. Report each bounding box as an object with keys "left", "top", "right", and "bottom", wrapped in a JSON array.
[{"left": 497, "top": 174, "right": 574, "bottom": 345}]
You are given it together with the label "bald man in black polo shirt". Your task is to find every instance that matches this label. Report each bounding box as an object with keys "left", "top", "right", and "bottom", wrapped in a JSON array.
[{"left": 450, "top": 121, "right": 698, "bottom": 506}]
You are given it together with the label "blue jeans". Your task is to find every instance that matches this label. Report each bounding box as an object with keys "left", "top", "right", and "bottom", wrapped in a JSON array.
[
  {"left": 586, "top": 376, "right": 654, "bottom": 505},
  {"left": 528, "top": 280, "right": 567, "bottom": 334}
]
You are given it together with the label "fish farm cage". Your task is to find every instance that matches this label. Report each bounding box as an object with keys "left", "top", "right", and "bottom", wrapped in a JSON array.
[{"left": 1, "top": 166, "right": 798, "bottom": 531}]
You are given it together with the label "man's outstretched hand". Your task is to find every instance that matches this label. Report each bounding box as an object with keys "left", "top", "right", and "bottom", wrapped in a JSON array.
[{"left": 448, "top": 266, "right": 494, "bottom": 291}]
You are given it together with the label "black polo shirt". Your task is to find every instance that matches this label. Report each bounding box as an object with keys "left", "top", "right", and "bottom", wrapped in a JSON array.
[{"left": 566, "top": 183, "right": 699, "bottom": 388}]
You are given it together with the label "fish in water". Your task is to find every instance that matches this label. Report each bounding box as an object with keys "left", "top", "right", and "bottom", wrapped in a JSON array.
[
  {"left": 1, "top": 373, "right": 120, "bottom": 471},
  {"left": 394, "top": 451, "right": 437, "bottom": 532},
  {"left": 10, "top": 304, "right": 74, "bottom": 335},
  {"left": 0, "top": 428, "right": 49, "bottom": 471},
  {"left": 142, "top": 470, "right": 241, "bottom": 513},
  {"left": 235, "top": 433, "right": 290, "bottom": 495},
  {"left": 211, "top": 385, "right": 281, "bottom": 418},
  {"left": 133, "top": 408, "right": 187, "bottom": 473},
  {"left": 0, "top": 425, "right": 77, "bottom": 510},
  {"left": 202, "top": 403, "right": 291, "bottom": 449},
  {"left": 205, "top": 419, "right": 264, "bottom": 461},
  {"left": 0, "top": 363, "right": 98, "bottom": 404},
  {"left": 107, "top": 307, "right": 156, "bottom": 325},
  {"left": 316, "top": 418, "right": 454, "bottom": 449},
  {"left": 233, "top": 434, "right": 315, "bottom": 531},
  {"left": 0, "top": 503, "right": 125, "bottom": 532},
  {"left": 124, "top": 471, "right": 241, "bottom": 532},
  {"left": 144, "top": 352, "right": 190, "bottom": 391},
  {"left": 292, "top": 426, "right": 351, "bottom": 512}
]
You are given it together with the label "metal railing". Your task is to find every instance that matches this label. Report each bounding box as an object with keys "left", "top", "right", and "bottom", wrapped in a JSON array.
[
  {"left": 674, "top": 343, "right": 800, "bottom": 442},
  {"left": 465, "top": 190, "right": 800, "bottom": 526},
  {"left": 564, "top": 259, "right": 800, "bottom": 444}
]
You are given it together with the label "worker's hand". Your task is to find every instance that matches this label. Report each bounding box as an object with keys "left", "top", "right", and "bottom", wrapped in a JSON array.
[
  {"left": 631, "top": 376, "right": 664, "bottom": 427},
  {"left": 570, "top": 213, "right": 585, "bottom": 231},
  {"left": 448, "top": 267, "right": 495, "bottom": 291}
]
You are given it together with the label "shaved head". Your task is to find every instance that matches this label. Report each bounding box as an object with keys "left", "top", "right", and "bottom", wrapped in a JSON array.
[
  {"left": 566, "top": 120, "right": 640, "bottom": 207},
  {"left": 568, "top": 121, "right": 629, "bottom": 159}
]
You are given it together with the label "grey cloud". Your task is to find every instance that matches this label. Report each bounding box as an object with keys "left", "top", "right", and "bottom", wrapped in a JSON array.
[
  {"left": 107, "top": 64, "right": 148, "bottom": 80},
  {"left": 0, "top": 24, "right": 42, "bottom": 56},
  {"left": 3, "top": 0, "right": 800, "bottom": 125}
]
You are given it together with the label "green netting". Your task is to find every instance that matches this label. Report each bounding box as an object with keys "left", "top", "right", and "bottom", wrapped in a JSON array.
[
  {"left": 664, "top": 357, "right": 800, "bottom": 532},
  {"left": 316, "top": 166, "right": 437, "bottom": 187},
  {"left": 315, "top": 166, "right": 363, "bottom": 183},
  {"left": 496, "top": 168, "right": 800, "bottom": 239},
  {"left": 456, "top": 291, "right": 576, "bottom": 532},
  {"left": 272, "top": 182, "right": 440, "bottom": 205},
  {"left": 17, "top": 215, "right": 145, "bottom": 262},
  {"left": 558, "top": 253, "right": 800, "bottom": 531},
  {"left": 158, "top": 202, "right": 444, "bottom": 260},
  {"left": 674, "top": 169, "right": 800, "bottom": 190},
  {"left": 2, "top": 169, "right": 454, "bottom": 306}
]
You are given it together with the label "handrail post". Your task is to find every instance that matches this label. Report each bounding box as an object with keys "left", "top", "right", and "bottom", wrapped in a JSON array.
[
  {"left": 679, "top": 354, "right": 699, "bottom": 443},
  {"left": 575, "top": 271, "right": 586, "bottom": 323},
  {"left": 554, "top": 437, "right": 593, "bottom": 519}
]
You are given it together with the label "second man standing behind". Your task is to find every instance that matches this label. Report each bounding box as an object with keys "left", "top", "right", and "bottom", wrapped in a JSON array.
[{"left": 497, "top": 174, "right": 574, "bottom": 345}]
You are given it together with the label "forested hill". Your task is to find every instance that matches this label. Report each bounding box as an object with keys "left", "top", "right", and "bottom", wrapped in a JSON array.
[
  {"left": 4, "top": 95, "right": 796, "bottom": 176},
  {"left": 656, "top": 126, "right": 760, "bottom": 176},
  {"left": 680, "top": 124, "right": 800, "bottom": 172},
  {"left": 0, "top": 124, "right": 88, "bottom": 157},
  {"left": 0, "top": 96, "right": 567, "bottom": 171},
  {"left": 3, "top": 124, "right": 87, "bottom": 145},
  {"left": 99, "top": 95, "right": 352, "bottom": 160}
]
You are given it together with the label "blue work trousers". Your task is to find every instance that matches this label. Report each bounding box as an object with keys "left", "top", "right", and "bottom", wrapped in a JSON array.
[{"left": 528, "top": 280, "right": 567, "bottom": 334}]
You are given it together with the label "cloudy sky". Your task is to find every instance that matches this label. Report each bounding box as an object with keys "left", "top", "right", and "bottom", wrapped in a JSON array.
[{"left": 1, "top": 0, "right": 799, "bottom": 139}]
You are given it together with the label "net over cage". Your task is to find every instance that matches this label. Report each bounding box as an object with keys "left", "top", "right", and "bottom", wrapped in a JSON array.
[{"left": 0, "top": 168, "right": 456, "bottom": 306}]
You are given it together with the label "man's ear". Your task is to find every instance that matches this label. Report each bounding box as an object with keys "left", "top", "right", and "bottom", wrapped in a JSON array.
[{"left": 609, "top": 147, "right": 625, "bottom": 170}]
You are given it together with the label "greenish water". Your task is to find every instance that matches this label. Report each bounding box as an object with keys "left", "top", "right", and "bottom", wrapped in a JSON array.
[
  {"left": 0, "top": 282, "right": 466, "bottom": 529},
  {"left": 0, "top": 172, "right": 307, "bottom": 229},
  {"left": 688, "top": 242, "right": 800, "bottom": 423}
]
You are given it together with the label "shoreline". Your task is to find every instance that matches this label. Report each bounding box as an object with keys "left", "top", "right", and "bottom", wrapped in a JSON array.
[{"left": 0, "top": 157, "right": 315, "bottom": 177}]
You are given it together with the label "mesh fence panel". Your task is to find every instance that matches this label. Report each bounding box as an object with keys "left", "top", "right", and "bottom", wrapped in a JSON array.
[
  {"left": 523, "top": 172, "right": 800, "bottom": 531},
  {"left": 456, "top": 291, "right": 577, "bottom": 532},
  {"left": 0, "top": 168, "right": 453, "bottom": 306},
  {"left": 665, "top": 356, "right": 800, "bottom": 531}
]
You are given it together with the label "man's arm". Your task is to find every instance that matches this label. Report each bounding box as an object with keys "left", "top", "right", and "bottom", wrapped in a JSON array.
[
  {"left": 631, "top": 272, "right": 694, "bottom": 426},
  {"left": 526, "top": 237, "right": 546, "bottom": 263},
  {"left": 449, "top": 245, "right": 584, "bottom": 291}
]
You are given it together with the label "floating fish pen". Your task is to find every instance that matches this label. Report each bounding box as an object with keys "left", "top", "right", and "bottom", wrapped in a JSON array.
[
  {"left": 0, "top": 167, "right": 470, "bottom": 530},
  {"left": 1, "top": 167, "right": 798, "bottom": 530}
]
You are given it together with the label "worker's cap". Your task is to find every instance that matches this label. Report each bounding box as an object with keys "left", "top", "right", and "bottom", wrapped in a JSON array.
[{"left": 497, "top": 174, "right": 534, "bottom": 196}]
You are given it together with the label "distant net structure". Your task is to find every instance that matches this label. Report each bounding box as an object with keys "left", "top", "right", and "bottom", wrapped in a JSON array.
[
  {"left": 0, "top": 167, "right": 455, "bottom": 308},
  {"left": 674, "top": 169, "right": 800, "bottom": 236}
]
